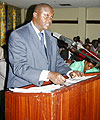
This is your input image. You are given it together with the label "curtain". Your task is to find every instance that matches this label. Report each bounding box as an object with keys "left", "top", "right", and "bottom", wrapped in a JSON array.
[
  {"left": 0, "top": 3, "right": 6, "bottom": 46},
  {"left": 0, "top": 2, "right": 21, "bottom": 46},
  {"left": 13, "top": 7, "right": 16, "bottom": 30},
  {"left": 7, "top": 4, "right": 21, "bottom": 33}
]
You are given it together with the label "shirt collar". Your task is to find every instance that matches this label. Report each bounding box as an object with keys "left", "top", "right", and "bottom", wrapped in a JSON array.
[
  {"left": 31, "top": 21, "right": 44, "bottom": 35},
  {"left": 31, "top": 21, "right": 46, "bottom": 47}
]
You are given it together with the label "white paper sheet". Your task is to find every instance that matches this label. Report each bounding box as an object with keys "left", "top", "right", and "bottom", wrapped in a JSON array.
[
  {"left": 64, "top": 75, "right": 97, "bottom": 86},
  {"left": 9, "top": 84, "right": 63, "bottom": 93}
]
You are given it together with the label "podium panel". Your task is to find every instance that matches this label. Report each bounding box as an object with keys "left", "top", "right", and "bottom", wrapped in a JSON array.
[{"left": 5, "top": 73, "right": 100, "bottom": 120}]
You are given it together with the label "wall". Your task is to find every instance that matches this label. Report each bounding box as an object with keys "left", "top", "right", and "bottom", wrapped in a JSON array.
[
  {"left": 86, "top": 8, "right": 100, "bottom": 40},
  {"left": 50, "top": 8, "right": 78, "bottom": 40},
  {"left": 21, "top": 7, "right": 100, "bottom": 43},
  {"left": 50, "top": 7, "right": 100, "bottom": 43}
]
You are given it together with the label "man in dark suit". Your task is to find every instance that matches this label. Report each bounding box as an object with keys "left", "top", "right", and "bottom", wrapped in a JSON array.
[{"left": 7, "top": 3, "right": 83, "bottom": 88}]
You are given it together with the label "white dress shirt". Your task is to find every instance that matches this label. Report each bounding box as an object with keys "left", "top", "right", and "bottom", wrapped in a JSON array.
[{"left": 31, "top": 21, "right": 49, "bottom": 81}]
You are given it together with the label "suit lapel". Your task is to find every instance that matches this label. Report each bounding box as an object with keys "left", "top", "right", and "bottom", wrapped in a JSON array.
[{"left": 28, "top": 22, "right": 47, "bottom": 60}]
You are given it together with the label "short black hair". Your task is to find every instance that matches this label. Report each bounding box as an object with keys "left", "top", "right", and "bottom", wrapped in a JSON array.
[
  {"left": 34, "top": 3, "right": 53, "bottom": 12},
  {"left": 92, "top": 39, "right": 98, "bottom": 44}
]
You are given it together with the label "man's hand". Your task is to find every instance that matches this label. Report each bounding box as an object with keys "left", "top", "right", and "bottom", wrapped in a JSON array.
[
  {"left": 47, "top": 72, "right": 66, "bottom": 84},
  {"left": 69, "top": 71, "right": 84, "bottom": 78}
]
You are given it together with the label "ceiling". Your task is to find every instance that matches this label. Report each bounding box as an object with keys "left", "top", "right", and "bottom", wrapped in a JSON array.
[{"left": 1, "top": 0, "right": 100, "bottom": 9}]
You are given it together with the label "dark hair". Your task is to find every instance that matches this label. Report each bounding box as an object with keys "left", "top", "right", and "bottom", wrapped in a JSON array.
[
  {"left": 85, "top": 56, "right": 97, "bottom": 66},
  {"left": 34, "top": 3, "right": 53, "bottom": 12},
  {"left": 92, "top": 39, "right": 98, "bottom": 44}
]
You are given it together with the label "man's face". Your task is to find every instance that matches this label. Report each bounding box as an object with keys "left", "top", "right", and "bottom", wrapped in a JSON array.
[
  {"left": 93, "top": 41, "right": 98, "bottom": 48},
  {"left": 85, "top": 45, "right": 90, "bottom": 51},
  {"left": 33, "top": 6, "right": 54, "bottom": 31},
  {"left": 84, "top": 61, "right": 95, "bottom": 71}
]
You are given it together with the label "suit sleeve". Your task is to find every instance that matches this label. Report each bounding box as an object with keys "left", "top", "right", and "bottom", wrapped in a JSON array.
[{"left": 8, "top": 31, "right": 42, "bottom": 85}]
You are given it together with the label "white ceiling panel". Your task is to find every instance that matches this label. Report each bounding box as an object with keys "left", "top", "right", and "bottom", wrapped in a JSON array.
[{"left": 1, "top": 0, "right": 100, "bottom": 9}]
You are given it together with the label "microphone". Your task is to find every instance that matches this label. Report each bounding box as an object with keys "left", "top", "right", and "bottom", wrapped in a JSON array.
[
  {"left": 53, "top": 32, "right": 74, "bottom": 48},
  {"left": 53, "top": 32, "right": 100, "bottom": 66},
  {"left": 53, "top": 32, "right": 84, "bottom": 49}
]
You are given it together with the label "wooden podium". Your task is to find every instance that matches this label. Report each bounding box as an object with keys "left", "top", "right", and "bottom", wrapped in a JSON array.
[{"left": 5, "top": 73, "right": 100, "bottom": 120}]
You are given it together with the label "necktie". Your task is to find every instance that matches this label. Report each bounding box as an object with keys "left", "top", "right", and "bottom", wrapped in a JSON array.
[
  {"left": 38, "top": 32, "right": 47, "bottom": 56},
  {"left": 38, "top": 32, "right": 44, "bottom": 48}
]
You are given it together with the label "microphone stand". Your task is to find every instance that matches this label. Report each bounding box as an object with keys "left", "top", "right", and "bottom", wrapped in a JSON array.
[{"left": 53, "top": 32, "right": 100, "bottom": 66}]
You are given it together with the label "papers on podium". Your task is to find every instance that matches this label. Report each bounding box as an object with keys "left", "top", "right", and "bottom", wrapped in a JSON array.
[
  {"left": 9, "top": 84, "right": 63, "bottom": 93},
  {"left": 64, "top": 75, "right": 96, "bottom": 86},
  {"left": 9, "top": 75, "right": 97, "bottom": 93}
]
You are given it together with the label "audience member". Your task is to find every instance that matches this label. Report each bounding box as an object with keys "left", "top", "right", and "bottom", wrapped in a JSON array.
[
  {"left": 68, "top": 36, "right": 78, "bottom": 61},
  {"left": 70, "top": 56, "right": 100, "bottom": 73},
  {"left": 77, "top": 36, "right": 83, "bottom": 45},
  {"left": 60, "top": 49, "right": 68, "bottom": 61},
  {"left": 73, "top": 37, "right": 78, "bottom": 42},
  {"left": 85, "top": 38, "right": 91, "bottom": 45},
  {"left": 90, "top": 39, "right": 100, "bottom": 57},
  {"left": 98, "top": 37, "right": 100, "bottom": 47},
  {"left": 57, "top": 40, "right": 68, "bottom": 53}
]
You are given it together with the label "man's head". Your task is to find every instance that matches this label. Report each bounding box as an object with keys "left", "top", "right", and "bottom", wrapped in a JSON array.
[
  {"left": 84, "top": 44, "right": 90, "bottom": 51},
  {"left": 84, "top": 56, "right": 97, "bottom": 72},
  {"left": 32, "top": 3, "right": 54, "bottom": 32},
  {"left": 98, "top": 38, "right": 100, "bottom": 43},
  {"left": 85, "top": 38, "right": 90, "bottom": 44},
  {"left": 92, "top": 40, "right": 98, "bottom": 48}
]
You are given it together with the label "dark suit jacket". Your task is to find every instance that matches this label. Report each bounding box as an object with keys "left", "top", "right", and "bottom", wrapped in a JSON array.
[{"left": 7, "top": 22, "right": 71, "bottom": 88}]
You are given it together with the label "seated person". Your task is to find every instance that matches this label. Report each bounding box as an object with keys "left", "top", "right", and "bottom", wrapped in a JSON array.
[
  {"left": 69, "top": 47, "right": 79, "bottom": 61},
  {"left": 90, "top": 39, "right": 100, "bottom": 55},
  {"left": 98, "top": 37, "right": 100, "bottom": 47},
  {"left": 60, "top": 49, "right": 68, "bottom": 61},
  {"left": 57, "top": 40, "right": 68, "bottom": 54},
  {"left": 85, "top": 38, "right": 91, "bottom": 45},
  {"left": 70, "top": 56, "right": 100, "bottom": 73}
]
